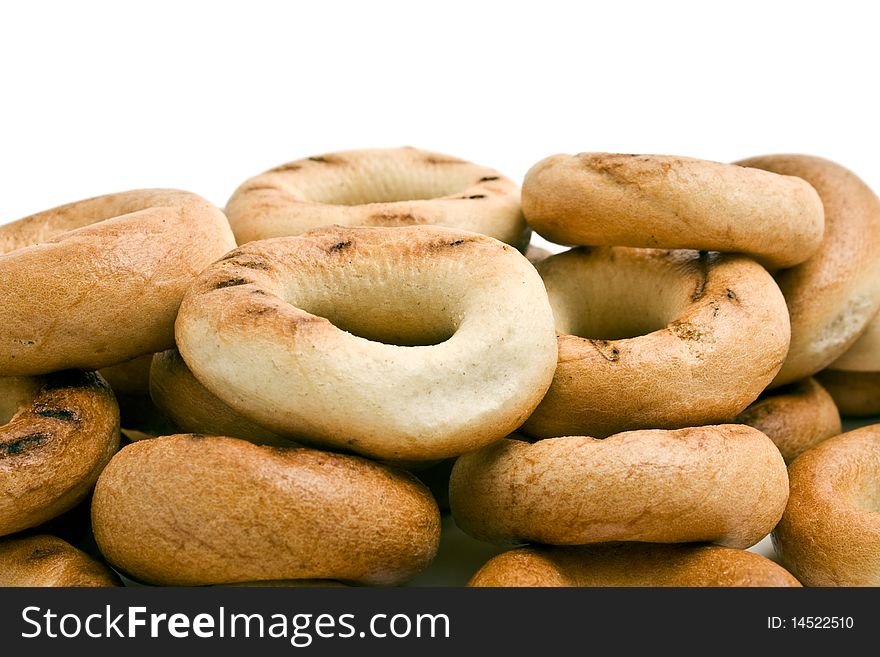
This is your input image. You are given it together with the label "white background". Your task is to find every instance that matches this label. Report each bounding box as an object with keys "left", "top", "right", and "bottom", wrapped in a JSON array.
[{"left": 2, "top": 1, "right": 878, "bottom": 585}]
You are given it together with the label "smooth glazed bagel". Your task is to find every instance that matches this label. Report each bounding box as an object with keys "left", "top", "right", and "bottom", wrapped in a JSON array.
[
  {"left": 0, "top": 189, "right": 236, "bottom": 375},
  {"left": 175, "top": 225, "right": 558, "bottom": 461},
  {"left": 736, "top": 155, "right": 880, "bottom": 387},
  {"left": 522, "top": 153, "right": 824, "bottom": 268},
  {"left": 815, "top": 369, "right": 880, "bottom": 417},
  {"left": 1, "top": 371, "right": 120, "bottom": 536},
  {"left": 468, "top": 544, "right": 800, "bottom": 587},
  {"left": 450, "top": 426, "right": 789, "bottom": 549},
  {"left": 91, "top": 435, "right": 441, "bottom": 586},
  {"left": 149, "top": 349, "right": 289, "bottom": 446},
  {"left": 0, "top": 534, "right": 120, "bottom": 587},
  {"left": 735, "top": 378, "right": 841, "bottom": 463},
  {"left": 226, "top": 147, "right": 529, "bottom": 249},
  {"left": 827, "top": 311, "right": 880, "bottom": 372},
  {"left": 521, "top": 247, "right": 790, "bottom": 439},
  {"left": 772, "top": 425, "right": 880, "bottom": 586}
]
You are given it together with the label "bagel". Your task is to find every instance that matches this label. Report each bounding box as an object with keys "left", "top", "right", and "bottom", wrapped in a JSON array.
[
  {"left": 1, "top": 371, "right": 119, "bottom": 536},
  {"left": 175, "top": 225, "right": 558, "bottom": 461},
  {"left": 772, "top": 424, "right": 880, "bottom": 586},
  {"left": 149, "top": 349, "right": 289, "bottom": 446},
  {"left": 735, "top": 378, "right": 841, "bottom": 463},
  {"left": 735, "top": 155, "right": 880, "bottom": 387},
  {"left": 99, "top": 354, "right": 153, "bottom": 397},
  {"left": 520, "top": 247, "right": 790, "bottom": 439},
  {"left": 524, "top": 244, "right": 552, "bottom": 265},
  {"left": 449, "top": 426, "right": 788, "bottom": 549},
  {"left": 827, "top": 310, "right": 880, "bottom": 372},
  {"left": 0, "top": 189, "right": 236, "bottom": 376},
  {"left": 814, "top": 369, "right": 880, "bottom": 417},
  {"left": 468, "top": 544, "right": 800, "bottom": 587},
  {"left": 0, "top": 534, "right": 120, "bottom": 587},
  {"left": 521, "top": 153, "right": 824, "bottom": 268},
  {"left": 91, "top": 434, "right": 441, "bottom": 586},
  {"left": 226, "top": 147, "right": 529, "bottom": 249}
]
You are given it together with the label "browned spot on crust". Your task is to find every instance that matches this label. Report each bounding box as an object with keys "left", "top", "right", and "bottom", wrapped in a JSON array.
[
  {"left": 268, "top": 162, "right": 303, "bottom": 173},
  {"left": 33, "top": 406, "right": 79, "bottom": 423},
  {"left": 213, "top": 277, "right": 250, "bottom": 290},
  {"left": 725, "top": 288, "right": 739, "bottom": 303},
  {"left": 243, "top": 184, "right": 280, "bottom": 193},
  {"left": 368, "top": 212, "right": 421, "bottom": 225},
  {"left": 225, "top": 258, "right": 271, "bottom": 271},
  {"left": 0, "top": 432, "right": 50, "bottom": 457},
  {"left": 28, "top": 547, "right": 62, "bottom": 560},
  {"left": 479, "top": 176, "right": 499, "bottom": 182},
  {"left": 465, "top": 194, "right": 486, "bottom": 200},
  {"left": 425, "top": 155, "right": 465, "bottom": 165},
  {"left": 588, "top": 339, "right": 621, "bottom": 362},
  {"left": 309, "top": 155, "right": 342, "bottom": 164},
  {"left": 329, "top": 240, "right": 352, "bottom": 253},
  {"left": 669, "top": 321, "right": 705, "bottom": 341}
]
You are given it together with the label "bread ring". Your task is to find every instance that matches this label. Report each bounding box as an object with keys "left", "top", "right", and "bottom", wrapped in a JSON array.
[
  {"left": 1, "top": 371, "right": 119, "bottom": 536},
  {"left": 520, "top": 247, "right": 790, "bottom": 439},
  {"left": 468, "top": 544, "right": 800, "bottom": 587},
  {"left": 91, "top": 434, "right": 441, "bottom": 586},
  {"left": 149, "top": 349, "right": 288, "bottom": 446},
  {"left": 735, "top": 155, "right": 880, "bottom": 387},
  {"left": 175, "top": 225, "right": 558, "bottom": 461},
  {"left": 449, "top": 426, "right": 789, "bottom": 549},
  {"left": 0, "top": 189, "right": 236, "bottom": 375},
  {"left": 735, "top": 378, "right": 841, "bottom": 463},
  {"left": 827, "top": 311, "right": 880, "bottom": 372},
  {"left": 226, "top": 147, "right": 529, "bottom": 249},
  {"left": 772, "top": 424, "right": 880, "bottom": 586},
  {"left": 815, "top": 369, "right": 880, "bottom": 417},
  {"left": 0, "top": 534, "right": 120, "bottom": 587},
  {"left": 99, "top": 354, "right": 153, "bottom": 397},
  {"left": 522, "top": 153, "right": 824, "bottom": 268}
]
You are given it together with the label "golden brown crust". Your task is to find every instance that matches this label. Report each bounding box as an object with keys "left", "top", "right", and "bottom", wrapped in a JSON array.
[
  {"left": 0, "top": 371, "right": 120, "bottom": 536},
  {"left": 0, "top": 189, "right": 236, "bottom": 375},
  {"left": 450, "top": 426, "right": 789, "bottom": 549},
  {"left": 736, "top": 155, "right": 880, "bottom": 387},
  {"left": 226, "top": 147, "right": 530, "bottom": 249},
  {"left": 175, "top": 225, "right": 558, "bottom": 461},
  {"left": 522, "top": 153, "right": 824, "bottom": 268},
  {"left": 0, "top": 534, "right": 120, "bottom": 587},
  {"left": 815, "top": 369, "right": 880, "bottom": 417},
  {"left": 521, "top": 247, "right": 790, "bottom": 438},
  {"left": 736, "top": 378, "right": 841, "bottom": 463},
  {"left": 772, "top": 425, "right": 880, "bottom": 586},
  {"left": 149, "top": 349, "right": 290, "bottom": 445},
  {"left": 91, "top": 435, "right": 441, "bottom": 586},
  {"left": 469, "top": 544, "right": 800, "bottom": 587}
]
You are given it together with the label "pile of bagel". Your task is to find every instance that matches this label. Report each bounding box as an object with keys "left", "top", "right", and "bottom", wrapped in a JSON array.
[{"left": 1, "top": 148, "right": 878, "bottom": 588}]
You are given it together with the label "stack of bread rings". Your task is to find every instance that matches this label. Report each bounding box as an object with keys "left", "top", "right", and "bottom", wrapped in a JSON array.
[{"left": 1, "top": 146, "right": 878, "bottom": 587}]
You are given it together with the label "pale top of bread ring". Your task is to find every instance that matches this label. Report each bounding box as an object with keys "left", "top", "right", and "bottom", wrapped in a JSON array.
[
  {"left": 91, "top": 434, "right": 441, "bottom": 586},
  {"left": 772, "top": 424, "right": 880, "bottom": 586},
  {"left": 0, "top": 189, "right": 236, "bottom": 376},
  {"left": 736, "top": 155, "right": 880, "bottom": 388},
  {"left": 522, "top": 153, "right": 824, "bottom": 268},
  {"left": 0, "top": 534, "right": 120, "bottom": 587},
  {"left": 450, "top": 426, "right": 789, "bottom": 549},
  {"left": 175, "top": 225, "right": 558, "bottom": 461},
  {"left": 226, "top": 147, "right": 529, "bottom": 249},
  {"left": 468, "top": 544, "right": 801, "bottom": 587},
  {"left": 1, "top": 371, "right": 120, "bottom": 537}
]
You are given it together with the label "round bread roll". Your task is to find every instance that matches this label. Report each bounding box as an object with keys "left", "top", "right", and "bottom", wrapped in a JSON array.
[
  {"left": 226, "top": 147, "right": 529, "bottom": 249},
  {"left": 736, "top": 155, "right": 880, "bottom": 387},
  {"left": 91, "top": 434, "right": 441, "bottom": 586},
  {"left": 1, "top": 371, "right": 120, "bottom": 536},
  {"left": 827, "top": 310, "right": 880, "bottom": 372},
  {"left": 149, "top": 349, "right": 289, "bottom": 446},
  {"left": 735, "top": 378, "right": 841, "bottom": 463},
  {"left": 522, "top": 153, "right": 824, "bottom": 268},
  {"left": 450, "top": 426, "right": 789, "bottom": 549},
  {"left": 815, "top": 369, "right": 880, "bottom": 417},
  {"left": 469, "top": 544, "right": 800, "bottom": 587},
  {"left": 175, "top": 226, "right": 558, "bottom": 461},
  {"left": 521, "top": 247, "right": 790, "bottom": 439},
  {"left": 772, "top": 424, "right": 880, "bottom": 586},
  {"left": 0, "top": 189, "right": 236, "bottom": 376},
  {"left": 0, "top": 534, "right": 120, "bottom": 587}
]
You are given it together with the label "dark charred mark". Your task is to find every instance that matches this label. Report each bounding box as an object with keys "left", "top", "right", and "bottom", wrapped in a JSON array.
[
  {"left": 669, "top": 321, "right": 704, "bottom": 341},
  {"left": 251, "top": 289, "right": 268, "bottom": 296},
  {"left": 229, "top": 259, "right": 271, "bottom": 271},
  {"left": 466, "top": 194, "right": 486, "bottom": 200},
  {"left": 308, "top": 156, "right": 330, "bottom": 163},
  {"left": 33, "top": 406, "right": 78, "bottom": 422},
  {"left": 182, "top": 433, "right": 207, "bottom": 440},
  {"left": 247, "top": 306, "right": 275, "bottom": 316},
  {"left": 29, "top": 547, "right": 62, "bottom": 560},
  {"left": 13, "top": 339, "right": 35, "bottom": 346},
  {"left": 588, "top": 339, "right": 621, "bottom": 362},
  {"left": 691, "top": 251, "right": 712, "bottom": 301},
  {"left": 329, "top": 240, "right": 352, "bottom": 253},
  {"left": 213, "top": 277, "right": 249, "bottom": 290},
  {"left": 243, "top": 184, "right": 279, "bottom": 193},
  {"left": 449, "top": 239, "right": 467, "bottom": 247},
  {"left": 479, "top": 176, "right": 499, "bottom": 182},
  {"left": 1, "top": 432, "right": 50, "bottom": 457},
  {"left": 726, "top": 288, "right": 738, "bottom": 301},
  {"left": 268, "top": 162, "right": 303, "bottom": 173}
]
